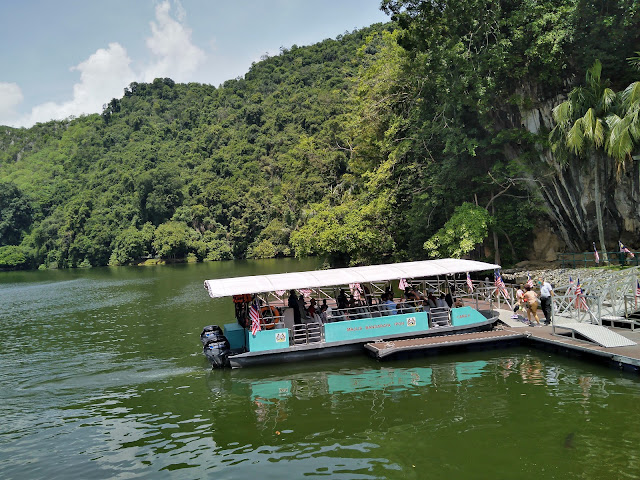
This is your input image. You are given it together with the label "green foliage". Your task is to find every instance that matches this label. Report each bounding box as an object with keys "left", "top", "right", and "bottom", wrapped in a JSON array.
[
  {"left": 290, "top": 196, "right": 395, "bottom": 265},
  {"left": 152, "top": 221, "right": 191, "bottom": 259},
  {"left": 0, "top": 182, "right": 32, "bottom": 246},
  {"left": 0, "top": 245, "right": 28, "bottom": 269},
  {"left": 424, "top": 203, "right": 491, "bottom": 258},
  {"left": 109, "top": 223, "right": 155, "bottom": 265}
]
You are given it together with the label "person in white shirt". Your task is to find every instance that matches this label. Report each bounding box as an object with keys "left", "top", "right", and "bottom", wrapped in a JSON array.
[{"left": 538, "top": 277, "right": 554, "bottom": 324}]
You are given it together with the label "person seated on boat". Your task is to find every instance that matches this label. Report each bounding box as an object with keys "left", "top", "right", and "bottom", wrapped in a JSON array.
[
  {"left": 347, "top": 294, "right": 362, "bottom": 319},
  {"left": 362, "top": 283, "right": 373, "bottom": 306},
  {"left": 308, "top": 298, "right": 317, "bottom": 317},
  {"left": 436, "top": 294, "right": 448, "bottom": 308},
  {"left": 426, "top": 290, "right": 438, "bottom": 308},
  {"left": 445, "top": 292, "right": 454, "bottom": 308},
  {"left": 298, "top": 294, "right": 309, "bottom": 321},
  {"left": 288, "top": 289, "right": 302, "bottom": 325},
  {"left": 337, "top": 289, "right": 348, "bottom": 311},
  {"left": 454, "top": 297, "right": 464, "bottom": 308},
  {"left": 319, "top": 301, "right": 329, "bottom": 322},
  {"left": 397, "top": 295, "right": 416, "bottom": 314},
  {"left": 404, "top": 287, "right": 421, "bottom": 309},
  {"left": 383, "top": 294, "right": 398, "bottom": 315}
]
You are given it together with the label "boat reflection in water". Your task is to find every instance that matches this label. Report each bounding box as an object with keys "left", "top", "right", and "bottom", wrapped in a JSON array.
[{"left": 205, "top": 358, "right": 489, "bottom": 443}]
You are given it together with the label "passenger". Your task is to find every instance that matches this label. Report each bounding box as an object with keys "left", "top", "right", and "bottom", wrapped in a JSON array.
[
  {"left": 436, "top": 294, "right": 447, "bottom": 308},
  {"left": 298, "top": 294, "right": 309, "bottom": 321},
  {"left": 319, "top": 302, "right": 328, "bottom": 323},
  {"left": 427, "top": 290, "right": 438, "bottom": 308},
  {"left": 288, "top": 290, "right": 301, "bottom": 325},
  {"left": 512, "top": 284, "right": 525, "bottom": 319},
  {"left": 384, "top": 295, "right": 398, "bottom": 315},
  {"left": 523, "top": 286, "right": 541, "bottom": 326},
  {"left": 337, "top": 289, "right": 348, "bottom": 311},
  {"left": 363, "top": 284, "right": 373, "bottom": 306},
  {"left": 308, "top": 298, "right": 317, "bottom": 317},
  {"left": 454, "top": 297, "right": 464, "bottom": 308},
  {"left": 444, "top": 292, "right": 453, "bottom": 309}
]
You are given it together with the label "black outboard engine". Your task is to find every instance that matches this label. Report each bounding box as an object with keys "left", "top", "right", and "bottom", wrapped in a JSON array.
[
  {"left": 201, "top": 325, "right": 223, "bottom": 346},
  {"left": 201, "top": 325, "right": 230, "bottom": 368}
]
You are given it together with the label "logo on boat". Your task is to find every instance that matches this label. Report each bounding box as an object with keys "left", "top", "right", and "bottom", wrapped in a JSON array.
[
  {"left": 275, "top": 332, "right": 287, "bottom": 343},
  {"left": 407, "top": 317, "right": 416, "bottom": 326}
]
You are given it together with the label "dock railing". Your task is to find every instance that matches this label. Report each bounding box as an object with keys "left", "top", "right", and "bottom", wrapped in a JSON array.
[
  {"left": 558, "top": 251, "right": 639, "bottom": 268},
  {"left": 551, "top": 288, "right": 600, "bottom": 334}
]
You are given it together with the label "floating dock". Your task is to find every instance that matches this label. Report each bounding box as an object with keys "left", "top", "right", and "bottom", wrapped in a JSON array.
[
  {"left": 365, "top": 308, "right": 640, "bottom": 373},
  {"left": 365, "top": 330, "right": 526, "bottom": 359}
]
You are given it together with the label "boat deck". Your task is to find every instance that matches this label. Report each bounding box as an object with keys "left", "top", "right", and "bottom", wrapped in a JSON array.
[{"left": 365, "top": 308, "right": 640, "bottom": 372}]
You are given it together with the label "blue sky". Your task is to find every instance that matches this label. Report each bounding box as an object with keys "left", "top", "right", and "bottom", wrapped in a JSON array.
[{"left": 0, "top": 0, "right": 389, "bottom": 127}]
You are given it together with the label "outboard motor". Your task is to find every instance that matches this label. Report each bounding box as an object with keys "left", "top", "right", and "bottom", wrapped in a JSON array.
[
  {"left": 201, "top": 325, "right": 230, "bottom": 368},
  {"left": 200, "top": 325, "right": 223, "bottom": 346}
]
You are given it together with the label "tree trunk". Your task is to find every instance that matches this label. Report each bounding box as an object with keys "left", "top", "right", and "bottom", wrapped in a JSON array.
[
  {"left": 594, "top": 153, "right": 609, "bottom": 264},
  {"left": 491, "top": 196, "right": 500, "bottom": 264}
]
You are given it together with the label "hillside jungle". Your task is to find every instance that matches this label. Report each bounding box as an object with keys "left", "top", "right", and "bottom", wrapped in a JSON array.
[{"left": 1, "top": 0, "right": 639, "bottom": 271}]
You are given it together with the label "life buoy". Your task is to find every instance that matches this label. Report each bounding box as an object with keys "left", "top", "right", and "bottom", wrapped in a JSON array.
[{"left": 260, "top": 306, "right": 279, "bottom": 329}]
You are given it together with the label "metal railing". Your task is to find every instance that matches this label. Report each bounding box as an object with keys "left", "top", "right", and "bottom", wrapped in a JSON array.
[{"left": 558, "top": 251, "right": 640, "bottom": 268}]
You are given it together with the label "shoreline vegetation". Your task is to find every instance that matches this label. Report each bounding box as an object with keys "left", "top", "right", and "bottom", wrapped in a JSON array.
[{"left": 2, "top": 2, "right": 639, "bottom": 273}]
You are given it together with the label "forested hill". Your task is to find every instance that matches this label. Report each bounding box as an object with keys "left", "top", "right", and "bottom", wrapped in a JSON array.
[
  {"left": 0, "top": 24, "right": 390, "bottom": 269},
  {"left": 2, "top": 1, "right": 640, "bottom": 271}
]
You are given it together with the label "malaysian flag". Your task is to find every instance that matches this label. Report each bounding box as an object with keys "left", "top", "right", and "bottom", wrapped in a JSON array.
[
  {"left": 620, "top": 241, "right": 635, "bottom": 258},
  {"left": 466, "top": 272, "right": 474, "bottom": 292},
  {"left": 526, "top": 272, "right": 534, "bottom": 288},
  {"left": 349, "top": 283, "right": 363, "bottom": 300},
  {"left": 574, "top": 279, "right": 588, "bottom": 311},
  {"left": 593, "top": 242, "right": 600, "bottom": 264},
  {"left": 250, "top": 303, "right": 261, "bottom": 335},
  {"left": 494, "top": 270, "right": 510, "bottom": 299}
]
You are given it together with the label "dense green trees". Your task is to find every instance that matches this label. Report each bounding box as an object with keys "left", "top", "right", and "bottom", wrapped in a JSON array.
[{"left": 1, "top": 2, "right": 639, "bottom": 271}]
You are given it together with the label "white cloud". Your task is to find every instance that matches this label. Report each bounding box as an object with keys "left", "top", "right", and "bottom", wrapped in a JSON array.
[
  {"left": 141, "top": 0, "right": 206, "bottom": 82},
  {"left": 12, "top": 42, "right": 133, "bottom": 127},
  {"left": 9, "top": 0, "right": 205, "bottom": 128},
  {"left": 0, "top": 82, "right": 24, "bottom": 126}
]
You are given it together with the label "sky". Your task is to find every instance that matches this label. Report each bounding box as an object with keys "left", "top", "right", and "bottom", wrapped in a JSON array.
[{"left": 0, "top": 0, "right": 390, "bottom": 128}]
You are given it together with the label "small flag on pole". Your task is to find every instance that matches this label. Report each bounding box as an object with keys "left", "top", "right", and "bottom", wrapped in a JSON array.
[
  {"left": 620, "top": 241, "right": 635, "bottom": 258},
  {"left": 398, "top": 278, "right": 408, "bottom": 291},
  {"left": 526, "top": 272, "right": 534, "bottom": 288},
  {"left": 494, "top": 270, "right": 510, "bottom": 299},
  {"left": 574, "top": 279, "right": 588, "bottom": 311},
  {"left": 593, "top": 242, "right": 600, "bottom": 265},
  {"left": 466, "top": 272, "right": 474, "bottom": 292},
  {"left": 250, "top": 303, "right": 261, "bottom": 335}
]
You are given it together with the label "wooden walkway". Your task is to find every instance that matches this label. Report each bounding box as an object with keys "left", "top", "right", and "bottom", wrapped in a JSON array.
[{"left": 365, "top": 308, "right": 640, "bottom": 372}]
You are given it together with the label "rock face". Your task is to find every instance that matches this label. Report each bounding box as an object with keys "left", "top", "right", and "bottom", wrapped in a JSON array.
[
  {"left": 501, "top": 91, "right": 640, "bottom": 258},
  {"left": 531, "top": 221, "right": 564, "bottom": 261}
]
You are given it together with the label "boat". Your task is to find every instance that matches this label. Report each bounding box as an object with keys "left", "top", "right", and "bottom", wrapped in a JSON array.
[{"left": 201, "top": 258, "right": 501, "bottom": 368}]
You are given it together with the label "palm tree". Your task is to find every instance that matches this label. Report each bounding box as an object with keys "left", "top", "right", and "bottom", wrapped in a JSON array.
[
  {"left": 606, "top": 80, "right": 640, "bottom": 164},
  {"left": 550, "top": 60, "right": 615, "bottom": 264}
]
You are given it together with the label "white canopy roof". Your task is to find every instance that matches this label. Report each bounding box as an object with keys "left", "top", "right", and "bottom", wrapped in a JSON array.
[{"left": 204, "top": 258, "right": 500, "bottom": 298}]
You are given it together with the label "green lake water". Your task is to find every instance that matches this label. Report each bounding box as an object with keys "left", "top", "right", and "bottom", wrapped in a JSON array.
[{"left": 1, "top": 259, "right": 640, "bottom": 479}]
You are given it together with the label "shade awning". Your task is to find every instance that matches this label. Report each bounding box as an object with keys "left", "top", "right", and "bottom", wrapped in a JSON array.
[{"left": 204, "top": 258, "right": 500, "bottom": 298}]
